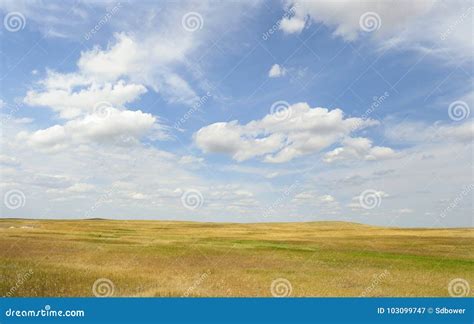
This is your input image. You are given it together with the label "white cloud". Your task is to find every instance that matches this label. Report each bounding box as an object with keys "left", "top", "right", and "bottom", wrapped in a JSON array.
[
  {"left": 67, "top": 183, "right": 96, "bottom": 193},
  {"left": 0, "top": 155, "right": 20, "bottom": 166},
  {"left": 129, "top": 192, "right": 150, "bottom": 200},
  {"left": 324, "top": 137, "right": 398, "bottom": 163},
  {"left": 179, "top": 155, "right": 204, "bottom": 165},
  {"left": 76, "top": 33, "right": 198, "bottom": 105},
  {"left": 294, "top": 191, "right": 336, "bottom": 203},
  {"left": 195, "top": 102, "right": 381, "bottom": 163},
  {"left": 25, "top": 78, "right": 147, "bottom": 119},
  {"left": 279, "top": 16, "right": 306, "bottom": 34},
  {"left": 280, "top": 0, "right": 472, "bottom": 63},
  {"left": 268, "top": 64, "right": 287, "bottom": 78},
  {"left": 18, "top": 108, "right": 157, "bottom": 152},
  {"left": 384, "top": 120, "right": 473, "bottom": 144},
  {"left": 281, "top": 0, "right": 433, "bottom": 39},
  {"left": 348, "top": 190, "right": 389, "bottom": 209}
]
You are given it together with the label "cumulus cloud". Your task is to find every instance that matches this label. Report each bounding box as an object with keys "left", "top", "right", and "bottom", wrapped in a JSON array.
[
  {"left": 77, "top": 33, "right": 199, "bottom": 105},
  {"left": 279, "top": 16, "right": 306, "bottom": 34},
  {"left": 18, "top": 108, "right": 157, "bottom": 152},
  {"left": 25, "top": 33, "right": 198, "bottom": 116},
  {"left": 25, "top": 78, "right": 147, "bottom": 119},
  {"left": 194, "top": 102, "right": 381, "bottom": 163},
  {"left": 268, "top": 64, "right": 287, "bottom": 78},
  {"left": 324, "top": 137, "right": 398, "bottom": 163},
  {"left": 21, "top": 32, "right": 196, "bottom": 151}
]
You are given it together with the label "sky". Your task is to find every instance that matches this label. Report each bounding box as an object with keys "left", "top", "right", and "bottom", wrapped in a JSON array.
[{"left": 0, "top": 0, "right": 472, "bottom": 227}]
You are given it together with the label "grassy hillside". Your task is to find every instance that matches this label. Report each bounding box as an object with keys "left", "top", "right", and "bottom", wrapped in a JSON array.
[{"left": 0, "top": 219, "right": 472, "bottom": 297}]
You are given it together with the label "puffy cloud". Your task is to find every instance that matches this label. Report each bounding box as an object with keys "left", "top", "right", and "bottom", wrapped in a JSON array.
[
  {"left": 25, "top": 78, "right": 147, "bottom": 119},
  {"left": 194, "top": 102, "right": 381, "bottom": 163},
  {"left": 18, "top": 108, "right": 157, "bottom": 152},
  {"left": 76, "top": 33, "right": 198, "bottom": 105},
  {"left": 279, "top": 16, "right": 306, "bottom": 34},
  {"left": 25, "top": 33, "right": 198, "bottom": 117},
  {"left": 268, "top": 64, "right": 287, "bottom": 78},
  {"left": 324, "top": 137, "right": 398, "bottom": 163}
]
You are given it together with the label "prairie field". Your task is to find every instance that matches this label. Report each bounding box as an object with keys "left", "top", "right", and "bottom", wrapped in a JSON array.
[{"left": 0, "top": 219, "right": 472, "bottom": 297}]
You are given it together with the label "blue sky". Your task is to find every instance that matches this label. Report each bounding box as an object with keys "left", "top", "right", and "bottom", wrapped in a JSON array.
[{"left": 0, "top": 0, "right": 472, "bottom": 227}]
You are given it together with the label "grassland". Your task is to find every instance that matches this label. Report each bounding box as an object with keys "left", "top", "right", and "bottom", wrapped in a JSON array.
[{"left": 0, "top": 219, "right": 472, "bottom": 297}]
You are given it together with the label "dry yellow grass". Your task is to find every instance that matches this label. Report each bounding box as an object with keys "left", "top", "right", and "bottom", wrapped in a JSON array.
[{"left": 0, "top": 219, "right": 472, "bottom": 297}]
